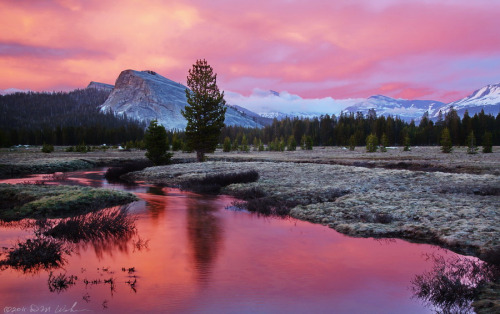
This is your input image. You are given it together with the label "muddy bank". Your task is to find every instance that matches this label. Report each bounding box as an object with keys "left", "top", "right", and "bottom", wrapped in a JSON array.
[
  {"left": 125, "top": 161, "right": 499, "bottom": 259},
  {"left": 0, "top": 183, "right": 137, "bottom": 221}
]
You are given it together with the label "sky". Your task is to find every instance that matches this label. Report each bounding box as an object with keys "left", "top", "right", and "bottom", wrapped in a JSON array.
[{"left": 1, "top": 0, "right": 500, "bottom": 113}]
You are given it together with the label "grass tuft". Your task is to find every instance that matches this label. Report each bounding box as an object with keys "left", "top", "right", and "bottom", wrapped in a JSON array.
[
  {"left": 0, "top": 237, "right": 68, "bottom": 272},
  {"left": 47, "top": 271, "right": 77, "bottom": 293},
  {"left": 44, "top": 207, "right": 136, "bottom": 243}
]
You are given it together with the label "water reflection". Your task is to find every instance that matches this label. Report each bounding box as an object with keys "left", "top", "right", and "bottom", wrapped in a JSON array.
[
  {"left": 411, "top": 253, "right": 500, "bottom": 313},
  {"left": 2, "top": 169, "right": 497, "bottom": 313},
  {"left": 186, "top": 195, "right": 224, "bottom": 286},
  {"left": 142, "top": 187, "right": 168, "bottom": 222}
]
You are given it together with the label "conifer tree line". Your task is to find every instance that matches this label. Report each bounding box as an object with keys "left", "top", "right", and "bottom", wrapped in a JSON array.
[
  {"left": 0, "top": 89, "right": 146, "bottom": 147},
  {"left": 220, "top": 109, "right": 500, "bottom": 148}
]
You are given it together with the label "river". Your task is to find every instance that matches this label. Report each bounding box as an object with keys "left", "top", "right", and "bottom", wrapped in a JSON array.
[{"left": 0, "top": 169, "right": 481, "bottom": 313}]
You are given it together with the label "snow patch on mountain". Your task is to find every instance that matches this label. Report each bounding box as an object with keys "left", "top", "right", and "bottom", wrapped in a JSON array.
[{"left": 431, "top": 83, "right": 500, "bottom": 118}]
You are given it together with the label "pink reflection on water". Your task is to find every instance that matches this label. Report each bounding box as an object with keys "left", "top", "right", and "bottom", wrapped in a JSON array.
[{"left": 0, "top": 169, "right": 478, "bottom": 313}]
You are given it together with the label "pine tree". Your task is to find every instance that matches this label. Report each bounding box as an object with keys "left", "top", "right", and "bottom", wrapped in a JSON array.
[
  {"left": 403, "top": 135, "right": 411, "bottom": 151},
  {"left": 182, "top": 59, "right": 227, "bottom": 162},
  {"left": 466, "top": 131, "right": 478, "bottom": 154},
  {"left": 348, "top": 134, "right": 356, "bottom": 151},
  {"left": 144, "top": 120, "right": 172, "bottom": 165},
  {"left": 223, "top": 136, "right": 231, "bottom": 152},
  {"left": 366, "top": 134, "right": 378, "bottom": 152},
  {"left": 380, "top": 133, "right": 388, "bottom": 152},
  {"left": 482, "top": 132, "right": 493, "bottom": 153},
  {"left": 232, "top": 138, "right": 239, "bottom": 151},
  {"left": 287, "top": 135, "right": 297, "bottom": 151},
  {"left": 440, "top": 128, "right": 453, "bottom": 153},
  {"left": 258, "top": 139, "right": 264, "bottom": 151},
  {"left": 171, "top": 134, "right": 182, "bottom": 151},
  {"left": 241, "top": 135, "right": 249, "bottom": 152}
]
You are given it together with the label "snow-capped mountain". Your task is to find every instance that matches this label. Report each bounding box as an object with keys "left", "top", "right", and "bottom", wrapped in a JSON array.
[
  {"left": 342, "top": 95, "right": 445, "bottom": 121},
  {"left": 0, "top": 88, "right": 30, "bottom": 95},
  {"left": 431, "top": 83, "right": 500, "bottom": 119},
  {"left": 100, "top": 70, "right": 267, "bottom": 130},
  {"left": 258, "top": 111, "right": 328, "bottom": 120}
]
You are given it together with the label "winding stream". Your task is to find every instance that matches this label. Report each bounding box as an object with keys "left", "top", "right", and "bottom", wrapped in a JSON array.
[{"left": 0, "top": 169, "right": 485, "bottom": 313}]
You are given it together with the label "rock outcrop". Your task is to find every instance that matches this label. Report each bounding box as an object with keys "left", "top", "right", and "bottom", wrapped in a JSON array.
[{"left": 100, "top": 70, "right": 266, "bottom": 129}]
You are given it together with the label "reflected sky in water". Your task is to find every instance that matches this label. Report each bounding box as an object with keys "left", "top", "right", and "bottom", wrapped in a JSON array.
[{"left": 0, "top": 169, "right": 479, "bottom": 313}]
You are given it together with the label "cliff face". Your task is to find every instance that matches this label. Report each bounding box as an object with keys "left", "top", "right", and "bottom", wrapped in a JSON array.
[{"left": 100, "top": 70, "right": 265, "bottom": 129}]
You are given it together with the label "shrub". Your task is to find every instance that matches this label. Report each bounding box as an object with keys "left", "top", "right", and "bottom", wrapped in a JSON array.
[{"left": 41, "top": 143, "right": 54, "bottom": 153}]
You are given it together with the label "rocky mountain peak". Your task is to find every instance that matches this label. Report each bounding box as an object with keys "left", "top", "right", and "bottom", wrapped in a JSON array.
[{"left": 100, "top": 69, "right": 266, "bottom": 130}]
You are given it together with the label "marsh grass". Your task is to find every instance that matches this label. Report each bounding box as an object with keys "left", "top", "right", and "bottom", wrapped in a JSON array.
[
  {"left": 0, "top": 236, "right": 68, "bottom": 272},
  {"left": 0, "top": 183, "right": 137, "bottom": 221},
  {"left": 44, "top": 207, "right": 136, "bottom": 243},
  {"left": 180, "top": 170, "right": 259, "bottom": 194},
  {"left": 47, "top": 271, "right": 77, "bottom": 293}
]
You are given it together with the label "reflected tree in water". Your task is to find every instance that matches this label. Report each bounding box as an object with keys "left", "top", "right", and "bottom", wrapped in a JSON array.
[
  {"left": 411, "top": 254, "right": 499, "bottom": 313},
  {"left": 186, "top": 196, "right": 224, "bottom": 286}
]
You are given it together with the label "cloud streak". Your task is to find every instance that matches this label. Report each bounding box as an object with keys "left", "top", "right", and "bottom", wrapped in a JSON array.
[{"left": 0, "top": 0, "right": 499, "bottom": 103}]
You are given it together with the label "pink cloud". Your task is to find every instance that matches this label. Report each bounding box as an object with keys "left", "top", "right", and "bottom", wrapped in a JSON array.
[{"left": 0, "top": 0, "right": 499, "bottom": 102}]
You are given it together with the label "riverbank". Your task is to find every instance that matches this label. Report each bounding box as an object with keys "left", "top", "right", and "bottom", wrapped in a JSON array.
[{"left": 124, "top": 160, "right": 499, "bottom": 260}]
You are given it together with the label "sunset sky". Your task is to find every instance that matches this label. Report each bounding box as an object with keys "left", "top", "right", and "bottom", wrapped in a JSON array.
[{"left": 1, "top": 0, "right": 500, "bottom": 107}]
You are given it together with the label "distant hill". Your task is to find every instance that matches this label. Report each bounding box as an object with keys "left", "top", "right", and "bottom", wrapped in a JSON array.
[{"left": 99, "top": 70, "right": 268, "bottom": 130}]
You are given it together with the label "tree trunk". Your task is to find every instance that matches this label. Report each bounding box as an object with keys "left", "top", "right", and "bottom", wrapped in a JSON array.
[{"left": 196, "top": 150, "right": 205, "bottom": 162}]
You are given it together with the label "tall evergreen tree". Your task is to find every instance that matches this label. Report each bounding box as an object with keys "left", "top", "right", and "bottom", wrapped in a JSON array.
[{"left": 182, "top": 59, "right": 227, "bottom": 161}]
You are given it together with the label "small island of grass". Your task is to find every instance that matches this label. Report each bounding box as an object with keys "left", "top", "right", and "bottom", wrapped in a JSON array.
[{"left": 0, "top": 183, "right": 138, "bottom": 221}]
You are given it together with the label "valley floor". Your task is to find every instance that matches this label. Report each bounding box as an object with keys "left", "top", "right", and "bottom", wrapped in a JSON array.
[{"left": 1, "top": 145, "right": 499, "bottom": 312}]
